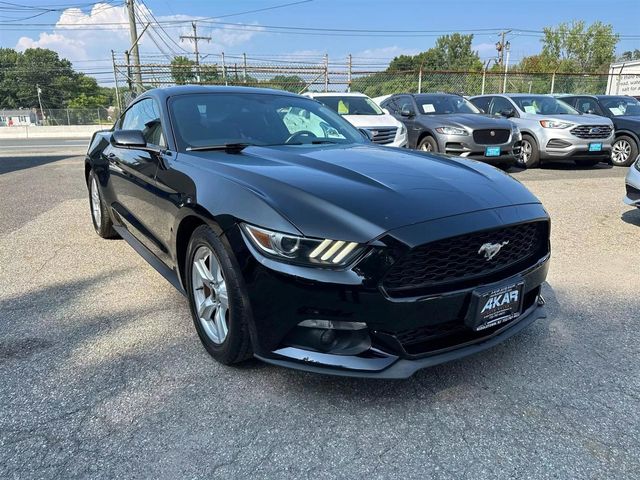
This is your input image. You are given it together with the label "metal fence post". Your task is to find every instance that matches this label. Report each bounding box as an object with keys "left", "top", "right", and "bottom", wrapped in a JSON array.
[
  {"left": 347, "top": 54, "right": 352, "bottom": 93},
  {"left": 97, "top": 108, "right": 101, "bottom": 126},
  {"left": 550, "top": 72, "right": 556, "bottom": 94},
  {"left": 481, "top": 68, "right": 486, "bottom": 95},
  {"left": 324, "top": 53, "right": 329, "bottom": 92},
  {"left": 66, "top": 109, "right": 70, "bottom": 126},
  {"left": 243, "top": 53, "right": 247, "bottom": 83},
  {"left": 418, "top": 66, "right": 423, "bottom": 94},
  {"left": 221, "top": 52, "right": 227, "bottom": 86}
]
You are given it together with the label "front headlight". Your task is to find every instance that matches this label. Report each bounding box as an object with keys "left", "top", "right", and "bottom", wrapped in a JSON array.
[
  {"left": 398, "top": 124, "right": 407, "bottom": 136},
  {"left": 241, "top": 223, "right": 363, "bottom": 267},
  {"left": 539, "top": 120, "right": 572, "bottom": 129},
  {"left": 435, "top": 126, "right": 468, "bottom": 136}
]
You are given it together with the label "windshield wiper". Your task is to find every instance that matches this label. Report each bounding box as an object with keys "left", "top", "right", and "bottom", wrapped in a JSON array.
[
  {"left": 311, "top": 139, "right": 341, "bottom": 144},
  {"left": 186, "top": 143, "right": 252, "bottom": 153}
]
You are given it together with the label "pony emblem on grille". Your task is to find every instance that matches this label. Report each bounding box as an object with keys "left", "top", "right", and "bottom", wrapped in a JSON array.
[{"left": 478, "top": 241, "right": 509, "bottom": 261}]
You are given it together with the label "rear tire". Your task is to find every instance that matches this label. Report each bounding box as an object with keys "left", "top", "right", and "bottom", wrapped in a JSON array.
[
  {"left": 186, "top": 224, "right": 253, "bottom": 365},
  {"left": 88, "top": 170, "right": 118, "bottom": 239},
  {"left": 611, "top": 135, "right": 638, "bottom": 167},
  {"left": 518, "top": 135, "right": 539, "bottom": 168},
  {"left": 418, "top": 135, "right": 438, "bottom": 152}
]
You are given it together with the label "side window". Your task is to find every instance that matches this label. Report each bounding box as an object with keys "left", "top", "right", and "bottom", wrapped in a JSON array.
[
  {"left": 120, "top": 99, "right": 165, "bottom": 147},
  {"left": 489, "top": 97, "right": 514, "bottom": 116},
  {"left": 279, "top": 107, "right": 346, "bottom": 139},
  {"left": 396, "top": 96, "right": 415, "bottom": 114},
  {"left": 381, "top": 99, "right": 396, "bottom": 113},
  {"left": 574, "top": 97, "right": 602, "bottom": 115},
  {"left": 472, "top": 96, "right": 491, "bottom": 113}
]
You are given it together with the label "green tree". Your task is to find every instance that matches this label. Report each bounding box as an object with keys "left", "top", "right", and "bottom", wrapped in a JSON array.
[
  {"left": 540, "top": 21, "right": 618, "bottom": 72},
  {"left": 389, "top": 34, "right": 483, "bottom": 72},
  {"left": 200, "top": 64, "right": 220, "bottom": 84},
  {"left": 170, "top": 56, "right": 197, "bottom": 85},
  {"left": 267, "top": 75, "right": 305, "bottom": 92},
  {"left": 619, "top": 49, "right": 640, "bottom": 61}
]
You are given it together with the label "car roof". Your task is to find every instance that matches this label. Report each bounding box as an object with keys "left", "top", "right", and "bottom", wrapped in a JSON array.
[
  {"left": 307, "top": 92, "right": 368, "bottom": 97},
  {"left": 137, "top": 85, "right": 300, "bottom": 102}
]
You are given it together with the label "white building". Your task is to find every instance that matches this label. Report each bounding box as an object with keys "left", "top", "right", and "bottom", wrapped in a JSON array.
[{"left": 0, "top": 109, "right": 38, "bottom": 126}]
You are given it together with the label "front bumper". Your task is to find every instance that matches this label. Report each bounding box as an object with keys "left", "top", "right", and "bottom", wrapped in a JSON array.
[
  {"left": 538, "top": 132, "right": 613, "bottom": 160},
  {"left": 230, "top": 204, "right": 551, "bottom": 378},
  {"left": 624, "top": 160, "right": 640, "bottom": 207},
  {"left": 435, "top": 132, "right": 519, "bottom": 165}
]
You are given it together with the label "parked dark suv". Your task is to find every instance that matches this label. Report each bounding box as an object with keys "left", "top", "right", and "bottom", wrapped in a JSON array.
[
  {"left": 379, "top": 93, "right": 521, "bottom": 169},
  {"left": 558, "top": 95, "right": 640, "bottom": 166}
]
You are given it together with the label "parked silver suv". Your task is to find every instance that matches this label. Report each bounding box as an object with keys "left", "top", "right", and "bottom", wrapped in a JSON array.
[{"left": 470, "top": 94, "right": 614, "bottom": 168}]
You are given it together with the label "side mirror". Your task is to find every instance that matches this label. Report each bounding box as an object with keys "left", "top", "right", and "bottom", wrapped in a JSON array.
[
  {"left": 111, "top": 129, "right": 147, "bottom": 149},
  {"left": 400, "top": 108, "right": 414, "bottom": 117},
  {"left": 500, "top": 109, "right": 516, "bottom": 118},
  {"left": 586, "top": 109, "right": 595, "bottom": 115},
  {"left": 359, "top": 128, "right": 374, "bottom": 141}
]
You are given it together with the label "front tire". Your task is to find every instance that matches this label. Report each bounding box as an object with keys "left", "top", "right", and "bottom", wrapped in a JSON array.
[
  {"left": 88, "top": 170, "right": 118, "bottom": 239},
  {"left": 186, "top": 224, "right": 253, "bottom": 365},
  {"left": 518, "top": 135, "right": 540, "bottom": 168},
  {"left": 611, "top": 135, "right": 638, "bottom": 167},
  {"left": 418, "top": 136, "right": 438, "bottom": 152}
]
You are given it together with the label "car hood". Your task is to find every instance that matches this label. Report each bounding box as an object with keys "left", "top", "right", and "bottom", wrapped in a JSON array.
[
  {"left": 341, "top": 114, "right": 401, "bottom": 129},
  {"left": 420, "top": 113, "right": 513, "bottom": 129},
  {"left": 520, "top": 112, "right": 613, "bottom": 125},
  {"left": 187, "top": 144, "right": 540, "bottom": 242}
]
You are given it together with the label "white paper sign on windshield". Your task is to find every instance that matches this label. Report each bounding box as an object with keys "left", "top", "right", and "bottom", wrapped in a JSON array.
[
  {"left": 422, "top": 104, "right": 435, "bottom": 113},
  {"left": 608, "top": 107, "right": 624, "bottom": 115},
  {"left": 524, "top": 106, "right": 537, "bottom": 114}
]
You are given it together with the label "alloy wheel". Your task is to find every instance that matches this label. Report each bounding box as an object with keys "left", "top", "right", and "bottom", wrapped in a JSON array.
[
  {"left": 519, "top": 140, "right": 532, "bottom": 166},
  {"left": 612, "top": 139, "right": 631, "bottom": 165},
  {"left": 420, "top": 142, "right": 433, "bottom": 152},
  {"left": 90, "top": 176, "right": 102, "bottom": 226},
  {"left": 191, "top": 245, "right": 229, "bottom": 344}
]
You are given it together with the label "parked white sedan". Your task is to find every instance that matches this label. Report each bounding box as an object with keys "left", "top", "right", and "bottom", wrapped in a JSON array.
[{"left": 305, "top": 92, "right": 407, "bottom": 147}]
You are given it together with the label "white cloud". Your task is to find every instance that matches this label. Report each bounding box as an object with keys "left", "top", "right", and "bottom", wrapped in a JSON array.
[
  {"left": 15, "top": 3, "right": 263, "bottom": 68},
  {"left": 353, "top": 46, "right": 420, "bottom": 60},
  {"left": 473, "top": 42, "right": 498, "bottom": 57}
]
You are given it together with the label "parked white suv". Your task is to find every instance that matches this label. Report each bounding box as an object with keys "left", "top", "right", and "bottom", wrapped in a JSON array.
[{"left": 305, "top": 92, "right": 407, "bottom": 147}]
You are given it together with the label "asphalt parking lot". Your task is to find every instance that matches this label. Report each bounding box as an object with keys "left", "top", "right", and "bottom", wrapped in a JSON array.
[{"left": 1, "top": 145, "right": 639, "bottom": 479}]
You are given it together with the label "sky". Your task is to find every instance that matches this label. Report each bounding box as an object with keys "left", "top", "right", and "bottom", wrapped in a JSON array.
[{"left": 1, "top": 0, "right": 639, "bottom": 85}]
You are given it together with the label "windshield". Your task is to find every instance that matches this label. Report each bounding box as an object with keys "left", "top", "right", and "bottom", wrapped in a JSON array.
[
  {"left": 600, "top": 96, "right": 640, "bottom": 116},
  {"left": 511, "top": 96, "right": 579, "bottom": 115},
  {"left": 316, "top": 96, "right": 384, "bottom": 115},
  {"left": 414, "top": 95, "right": 481, "bottom": 114},
  {"left": 169, "top": 93, "right": 365, "bottom": 151}
]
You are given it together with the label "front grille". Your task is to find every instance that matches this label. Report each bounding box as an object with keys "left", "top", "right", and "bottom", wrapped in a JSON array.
[
  {"left": 365, "top": 127, "right": 397, "bottom": 145},
  {"left": 547, "top": 138, "right": 572, "bottom": 148},
  {"left": 570, "top": 124, "right": 613, "bottom": 139},
  {"left": 382, "top": 221, "right": 548, "bottom": 296},
  {"left": 472, "top": 129, "right": 510, "bottom": 145}
]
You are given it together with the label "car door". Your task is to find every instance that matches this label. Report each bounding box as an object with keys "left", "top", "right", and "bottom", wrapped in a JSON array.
[
  {"left": 105, "top": 98, "right": 168, "bottom": 258},
  {"left": 394, "top": 95, "right": 420, "bottom": 148}
]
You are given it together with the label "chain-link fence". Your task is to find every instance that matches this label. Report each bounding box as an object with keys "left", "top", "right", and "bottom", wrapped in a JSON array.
[
  {"left": 40, "top": 107, "right": 119, "bottom": 126},
  {"left": 111, "top": 54, "right": 639, "bottom": 109}
]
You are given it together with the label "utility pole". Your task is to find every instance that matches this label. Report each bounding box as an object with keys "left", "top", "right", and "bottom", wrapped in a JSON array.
[
  {"left": 36, "top": 84, "right": 45, "bottom": 125},
  {"left": 126, "top": 0, "right": 143, "bottom": 92},
  {"left": 181, "top": 21, "right": 211, "bottom": 82},
  {"left": 495, "top": 30, "right": 512, "bottom": 65},
  {"left": 502, "top": 42, "right": 511, "bottom": 93}
]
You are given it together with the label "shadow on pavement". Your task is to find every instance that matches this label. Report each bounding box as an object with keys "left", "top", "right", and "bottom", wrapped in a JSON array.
[
  {"left": 0, "top": 155, "right": 74, "bottom": 175},
  {"left": 621, "top": 208, "right": 640, "bottom": 226}
]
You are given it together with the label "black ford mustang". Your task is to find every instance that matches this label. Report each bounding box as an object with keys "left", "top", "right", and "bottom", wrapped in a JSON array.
[{"left": 85, "top": 86, "right": 550, "bottom": 378}]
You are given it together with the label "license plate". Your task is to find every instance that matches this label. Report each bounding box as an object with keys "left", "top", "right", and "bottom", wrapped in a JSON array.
[
  {"left": 485, "top": 146, "right": 501, "bottom": 157},
  {"left": 466, "top": 282, "right": 524, "bottom": 331},
  {"left": 589, "top": 143, "right": 602, "bottom": 152}
]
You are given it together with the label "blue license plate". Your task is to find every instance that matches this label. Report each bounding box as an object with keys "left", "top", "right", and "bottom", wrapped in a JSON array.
[
  {"left": 485, "top": 146, "right": 501, "bottom": 157},
  {"left": 589, "top": 143, "right": 602, "bottom": 152}
]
